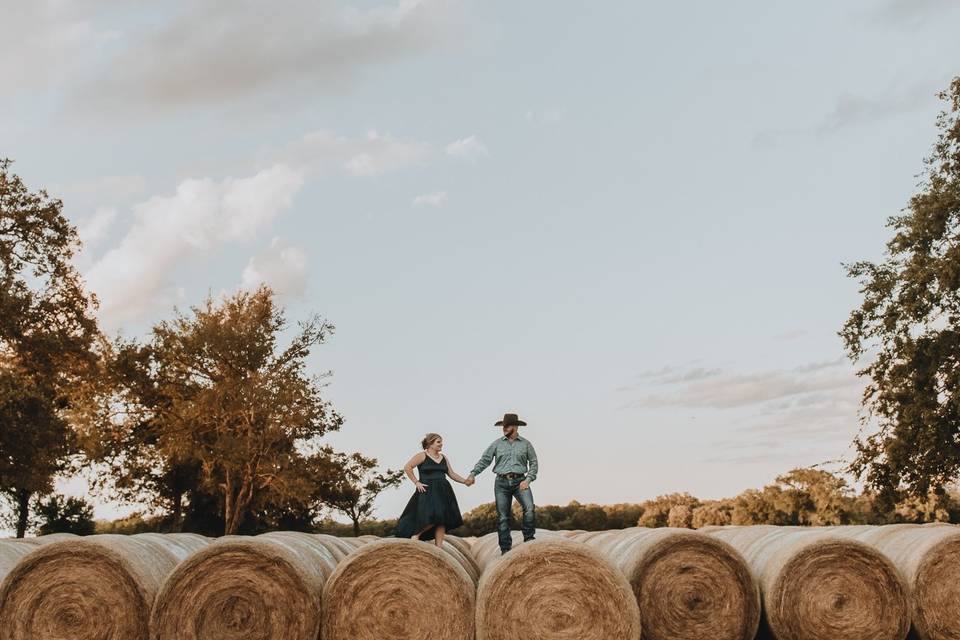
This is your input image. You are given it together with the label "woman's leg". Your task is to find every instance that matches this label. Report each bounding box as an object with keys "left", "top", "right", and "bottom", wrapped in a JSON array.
[
  {"left": 434, "top": 525, "right": 446, "bottom": 547},
  {"left": 412, "top": 523, "right": 436, "bottom": 540}
]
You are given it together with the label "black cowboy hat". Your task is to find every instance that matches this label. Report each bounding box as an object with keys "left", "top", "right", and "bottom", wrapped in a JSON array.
[{"left": 495, "top": 413, "right": 527, "bottom": 427}]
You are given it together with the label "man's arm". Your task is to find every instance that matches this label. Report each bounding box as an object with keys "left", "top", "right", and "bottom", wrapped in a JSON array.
[
  {"left": 469, "top": 441, "right": 498, "bottom": 479},
  {"left": 524, "top": 441, "right": 538, "bottom": 483}
]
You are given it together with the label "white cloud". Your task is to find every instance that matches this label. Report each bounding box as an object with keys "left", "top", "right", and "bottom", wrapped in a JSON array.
[
  {"left": 76, "top": 206, "right": 118, "bottom": 249},
  {"left": 0, "top": 2, "right": 117, "bottom": 97},
  {"left": 278, "top": 129, "right": 432, "bottom": 176},
  {"left": 84, "top": 164, "right": 304, "bottom": 327},
  {"left": 444, "top": 135, "right": 489, "bottom": 161},
  {"left": 412, "top": 191, "right": 447, "bottom": 207},
  {"left": 71, "top": 0, "right": 465, "bottom": 113},
  {"left": 241, "top": 238, "right": 309, "bottom": 297}
]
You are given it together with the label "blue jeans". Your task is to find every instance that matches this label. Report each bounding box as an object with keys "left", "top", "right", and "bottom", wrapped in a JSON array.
[{"left": 495, "top": 476, "right": 536, "bottom": 552}]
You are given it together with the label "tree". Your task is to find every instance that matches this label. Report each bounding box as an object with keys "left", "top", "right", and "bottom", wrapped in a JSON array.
[
  {"left": 85, "top": 287, "right": 342, "bottom": 535},
  {"left": 313, "top": 448, "right": 403, "bottom": 536},
  {"left": 0, "top": 160, "right": 100, "bottom": 537},
  {"left": 36, "top": 494, "right": 95, "bottom": 535},
  {"left": 637, "top": 493, "right": 700, "bottom": 528},
  {"left": 773, "top": 468, "right": 855, "bottom": 525},
  {"left": 841, "top": 78, "right": 960, "bottom": 506}
]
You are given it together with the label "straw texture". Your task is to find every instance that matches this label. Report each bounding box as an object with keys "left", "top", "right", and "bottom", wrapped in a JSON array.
[
  {"left": 0, "top": 533, "right": 209, "bottom": 640},
  {"left": 476, "top": 537, "right": 641, "bottom": 640},
  {"left": 574, "top": 528, "right": 759, "bottom": 640},
  {"left": 322, "top": 538, "right": 475, "bottom": 640},
  {"left": 151, "top": 531, "right": 340, "bottom": 640},
  {"left": 706, "top": 525, "right": 909, "bottom": 640}
]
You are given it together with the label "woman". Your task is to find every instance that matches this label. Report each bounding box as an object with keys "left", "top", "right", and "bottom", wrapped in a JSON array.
[{"left": 394, "top": 433, "right": 466, "bottom": 546}]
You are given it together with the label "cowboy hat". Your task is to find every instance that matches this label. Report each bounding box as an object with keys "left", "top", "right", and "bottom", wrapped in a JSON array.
[{"left": 495, "top": 413, "right": 527, "bottom": 427}]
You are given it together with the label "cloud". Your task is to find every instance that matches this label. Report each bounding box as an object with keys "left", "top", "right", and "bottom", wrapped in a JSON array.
[
  {"left": 0, "top": 2, "right": 118, "bottom": 97},
  {"left": 773, "top": 329, "right": 807, "bottom": 341},
  {"left": 445, "top": 135, "right": 489, "bottom": 161},
  {"left": 241, "top": 238, "right": 309, "bottom": 297},
  {"left": 84, "top": 164, "right": 305, "bottom": 327},
  {"left": 76, "top": 207, "right": 118, "bottom": 249},
  {"left": 412, "top": 190, "right": 447, "bottom": 207},
  {"left": 71, "top": 0, "right": 464, "bottom": 113},
  {"left": 872, "top": 0, "right": 960, "bottom": 26},
  {"left": 815, "top": 85, "right": 935, "bottom": 134},
  {"left": 276, "top": 129, "right": 432, "bottom": 177}
]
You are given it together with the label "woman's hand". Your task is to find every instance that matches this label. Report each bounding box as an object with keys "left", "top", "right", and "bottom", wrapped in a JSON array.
[{"left": 415, "top": 481, "right": 428, "bottom": 493}]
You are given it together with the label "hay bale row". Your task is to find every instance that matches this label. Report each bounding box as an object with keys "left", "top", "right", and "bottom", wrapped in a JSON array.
[
  {"left": 572, "top": 528, "right": 759, "bottom": 640},
  {"left": 0, "top": 533, "right": 210, "bottom": 640},
  {"left": 705, "top": 525, "right": 910, "bottom": 640}
]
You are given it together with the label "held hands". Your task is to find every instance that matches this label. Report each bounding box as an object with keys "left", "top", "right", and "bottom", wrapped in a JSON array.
[
  {"left": 415, "top": 482, "right": 427, "bottom": 493},
  {"left": 464, "top": 475, "right": 475, "bottom": 487}
]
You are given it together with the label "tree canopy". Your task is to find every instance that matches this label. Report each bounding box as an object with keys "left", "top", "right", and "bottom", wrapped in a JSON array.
[{"left": 841, "top": 77, "right": 960, "bottom": 505}]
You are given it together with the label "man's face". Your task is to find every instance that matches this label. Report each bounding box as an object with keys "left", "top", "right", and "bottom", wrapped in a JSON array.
[{"left": 503, "top": 424, "right": 517, "bottom": 438}]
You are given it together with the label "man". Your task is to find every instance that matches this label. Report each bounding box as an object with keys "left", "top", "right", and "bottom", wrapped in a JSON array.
[{"left": 467, "top": 412, "right": 539, "bottom": 555}]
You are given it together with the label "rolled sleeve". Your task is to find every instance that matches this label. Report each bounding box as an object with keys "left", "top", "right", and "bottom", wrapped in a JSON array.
[{"left": 524, "top": 441, "right": 538, "bottom": 483}]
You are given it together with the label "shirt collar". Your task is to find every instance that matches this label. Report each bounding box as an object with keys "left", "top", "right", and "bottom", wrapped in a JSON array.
[{"left": 501, "top": 435, "right": 524, "bottom": 442}]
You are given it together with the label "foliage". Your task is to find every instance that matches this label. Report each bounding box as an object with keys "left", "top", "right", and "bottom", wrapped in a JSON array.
[
  {"left": 311, "top": 448, "right": 403, "bottom": 536},
  {"left": 36, "top": 494, "right": 95, "bottom": 535},
  {"left": 638, "top": 493, "right": 701, "bottom": 528},
  {"left": 81, "top": 287, "right": 343, "bottom": 535},
  {"left": 0, "top": 160, "right": 100, "bottom": 537},
  {"left": 841, "top": 77, "right": 960, "bottom": 506}
]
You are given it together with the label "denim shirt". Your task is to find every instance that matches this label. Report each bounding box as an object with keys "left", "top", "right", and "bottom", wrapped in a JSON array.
[{"left": 470, "top": 435, "right": 538, "bottom": 483}]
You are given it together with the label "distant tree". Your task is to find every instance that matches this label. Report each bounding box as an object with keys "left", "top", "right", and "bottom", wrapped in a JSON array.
[
  {"left": 841, "top": 78, "right": 960, "bottom": 506},
  {"left": 692, "top": 500, "right": 734, "bottom": 528},
  {"left": 36, "top": 494, "right": 95, "bottom": 535},
  {"left": 637, "top": 493, "right": 700, "bottom": 528},
  {"left": 459, "top": 502, "right": 499, "bottom": 536},
  {"left": 774, "top": 468, "right": 855, "bottom": 525},
  {"left": 603, "top": 503, "right": 645, "bottom": 530},
  {"left": 667, "top": 504, "right": 694, "bottom": 528},
  {"left": 0, "top": 160, "right": 100, "bottom": 537},
  {"left": 313, "top": 448, "right": 403, "bottom": 536},
  {"left": 731, "top": 487, "right": 792, "bottom": 525}
]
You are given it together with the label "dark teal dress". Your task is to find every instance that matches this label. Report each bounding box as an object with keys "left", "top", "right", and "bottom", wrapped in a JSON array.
[{"left": 394, "top": 455, "right": 463, "bottom": 540}]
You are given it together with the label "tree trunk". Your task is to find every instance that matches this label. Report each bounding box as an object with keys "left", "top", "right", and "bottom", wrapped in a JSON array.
[
  {"left": 352, "top": 515, "right": 360, "bottom": 537},
  {"left": 15, "top": 489, "right": 31, "bottom": 538},
  {"left": 171, "top": 490, "right": 184, "bottom": 533}
]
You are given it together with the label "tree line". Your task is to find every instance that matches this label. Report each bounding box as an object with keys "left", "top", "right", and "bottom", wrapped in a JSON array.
[{"left": 2, "top": 76, "right": 960, "bottom": 538}]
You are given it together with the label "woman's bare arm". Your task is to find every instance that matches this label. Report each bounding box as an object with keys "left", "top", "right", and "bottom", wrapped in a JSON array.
[
  {"left": 445, "top": 456, "right": 468, "bottom": 484},
  {"left": 404, "top": 452, "right": 428, "bottom": 492}
]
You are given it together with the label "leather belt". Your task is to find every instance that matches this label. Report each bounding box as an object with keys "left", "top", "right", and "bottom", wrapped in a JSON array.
[{"left": 498, "top": 472, "right": 525, "bottom": 480}]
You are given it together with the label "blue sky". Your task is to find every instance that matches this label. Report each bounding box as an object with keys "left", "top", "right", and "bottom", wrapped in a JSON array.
[{"left": 3, "top": 0, "right": 960, "bottom": 523}]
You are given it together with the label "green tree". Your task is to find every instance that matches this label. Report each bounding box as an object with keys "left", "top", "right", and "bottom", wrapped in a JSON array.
[
  {"left": 774, "top": 468, "right": 855, "bottom": 525},
  {"left": 84, "top": 287, "right": 342, "bottom": 535},
  {"left": 36, "top": 494, "right": 95, "bottom": 535},
  {"left": 841, "top": 78, "right": 960, "bottom": 506},
  {"left": 637, "top": 493, "right": 700, "bottom": 528},
  {"left": 312, "top": 448, "right": 403, "bottom": 536},
  {"left": 0, "top": 161, "right": 100, "bottom": 537}
]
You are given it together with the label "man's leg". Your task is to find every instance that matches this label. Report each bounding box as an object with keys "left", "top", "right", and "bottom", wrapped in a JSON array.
[
  {"left": 515, "top": 482, "right": 536, "bottom": 542},
  {"left": 494, "top": 477, "right": 513, "bottom": 553}
]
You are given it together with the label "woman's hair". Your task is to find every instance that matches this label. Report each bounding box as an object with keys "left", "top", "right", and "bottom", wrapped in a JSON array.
[{"left": 421, "top": 433, "right": 442, "bottom": 449}]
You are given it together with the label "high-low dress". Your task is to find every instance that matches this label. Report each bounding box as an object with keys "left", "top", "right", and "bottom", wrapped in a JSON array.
[{"left": 394, "top": 454, "right": 463, "bottom": 541}]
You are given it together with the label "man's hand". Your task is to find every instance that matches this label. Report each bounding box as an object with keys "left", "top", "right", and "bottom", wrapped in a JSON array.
[
  {"left": 465, "top": 474, "right": 475, "bottom": 487},
  {"left": 519, "top": 480, "right": 530, "bottom": 491}
]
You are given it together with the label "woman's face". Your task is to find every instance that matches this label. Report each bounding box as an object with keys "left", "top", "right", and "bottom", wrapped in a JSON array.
[{"left": 430, "top": 437, "right": 443, "bottom": 452}]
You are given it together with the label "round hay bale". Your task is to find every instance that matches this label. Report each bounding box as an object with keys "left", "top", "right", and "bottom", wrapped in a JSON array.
[
  {"left": 151, "top": 531, "right": 339, "bottom": 640},
  {"left": 337, "top": 537, "right": 368, "bottom": 549},
  {"left": 440, "top": 540, "right": 481, "bottom": 584},
  {"left": 322, "top": 538, "right": 474, "bottom": 640},
  {"left": 477, "top": 537, "right": 640, "bottom": 640},
  {"left": 584, "top": 528, "right": 759, "bottom": 640},
  {"left": 826, "top": 523, "right": 960, "bottom": 640},
  {"left": 707, "top": 526, "right": 909, "bottom": 640},
  {"left": 16, "top": 533, "right": 79, "bottom": 545},
  {"left": 0, "top": 533, "right": 210, "bottom": 640},
  {"left": 312, "top": 534, "right": 352, "bottom": 560}
]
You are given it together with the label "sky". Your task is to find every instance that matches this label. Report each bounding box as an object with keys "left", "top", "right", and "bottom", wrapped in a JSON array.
[{"left": 3, "top": 0, "right": 960, "bottom": 525}]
